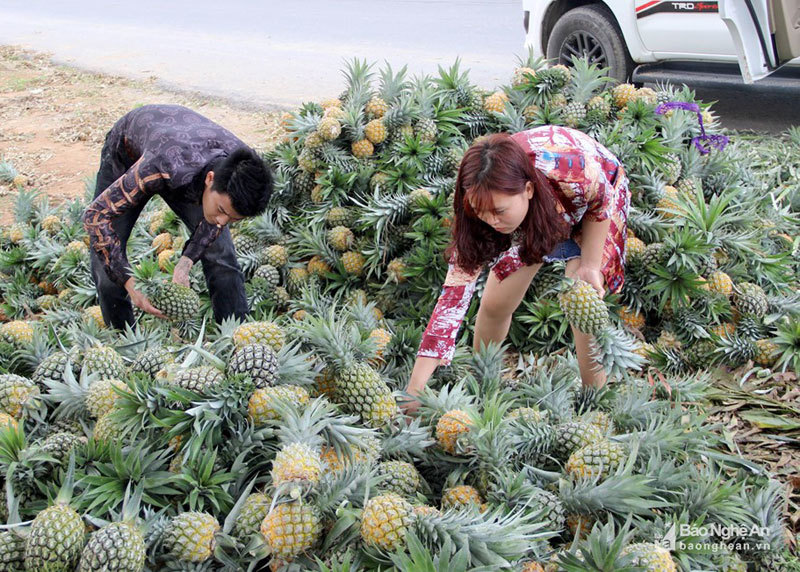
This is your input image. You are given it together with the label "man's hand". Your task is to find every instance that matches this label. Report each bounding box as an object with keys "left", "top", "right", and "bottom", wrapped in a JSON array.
[
  {"left": 172, "top": 256, "right": 193, "bottom": 288},
  {"left": 124, "top": 278, "right": 166, "bottom": 319}
]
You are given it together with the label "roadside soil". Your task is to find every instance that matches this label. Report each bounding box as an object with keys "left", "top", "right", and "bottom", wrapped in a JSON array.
[{"left": 0, "top": 45, "right": 285, "bottom": 224}]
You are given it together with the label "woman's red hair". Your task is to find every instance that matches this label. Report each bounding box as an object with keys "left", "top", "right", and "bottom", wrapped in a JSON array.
[{"left": 446, "top": 132, "right": 570, "bottom": 274}]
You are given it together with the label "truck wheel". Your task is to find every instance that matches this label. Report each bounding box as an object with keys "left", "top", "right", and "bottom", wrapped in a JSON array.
[{"left": 546, "top": 5, "right": 633, "bottom": 83}]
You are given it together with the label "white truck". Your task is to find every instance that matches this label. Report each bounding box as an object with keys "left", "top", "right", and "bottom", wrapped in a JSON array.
[{"left": 523, "top": 0, "right": 800, "bottom": 88}]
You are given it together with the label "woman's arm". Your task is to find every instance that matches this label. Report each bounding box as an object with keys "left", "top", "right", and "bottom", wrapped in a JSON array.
[{"left": 572, "top": 217, "right": 611, "bottom": 296}]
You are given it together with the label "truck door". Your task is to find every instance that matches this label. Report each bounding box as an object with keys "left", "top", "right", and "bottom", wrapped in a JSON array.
[
  {"left": 636, "top": 0, "right": 735, "bottom": 56},
  {"left": 720, "top": 0, "right": 800, "bottom": 81}
]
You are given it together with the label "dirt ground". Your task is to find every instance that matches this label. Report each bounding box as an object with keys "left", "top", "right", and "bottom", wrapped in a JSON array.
[{"left": 0, "top": 45, "right": 285, "bottom": 224}]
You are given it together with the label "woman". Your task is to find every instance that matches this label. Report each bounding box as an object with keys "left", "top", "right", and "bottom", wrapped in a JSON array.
[{"left": 402, "top": 126, "right": 630, "bottom": 414}]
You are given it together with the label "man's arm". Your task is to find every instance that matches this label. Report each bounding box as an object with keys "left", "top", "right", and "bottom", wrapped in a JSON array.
[{"left": 83, "top": 156, "right": 168, "bottom": 315}]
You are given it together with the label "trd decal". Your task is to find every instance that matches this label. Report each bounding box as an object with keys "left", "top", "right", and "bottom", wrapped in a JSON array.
[{"left": 636, "top": 1, "right": 718, "bottom": 18}]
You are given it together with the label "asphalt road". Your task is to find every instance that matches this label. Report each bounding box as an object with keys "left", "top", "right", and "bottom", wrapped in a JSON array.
[{"left": 0, "top": 0, "right": 796, "bottom": 132}]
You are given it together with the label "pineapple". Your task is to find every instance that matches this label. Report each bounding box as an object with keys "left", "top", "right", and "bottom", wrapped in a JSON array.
[
  {"left": 335, "top": 363, "right": 397, "bottom": 427},
  {"left": 369, "top": 328, "right": 392, "bottom": 359},
  {"left": 317, "top": 117, "right": 342, "bottom": 141},
  {"left": 387, "top": 258, "right": 407, "bottom": 283},
  {"left": 157, "top": 249, "right": 175, "bottom": 271},
  {"left": 261, "top": 500, "right": 322, "bottom": 559},
  {"left": 232, "top": 492, "right": 270, "bottom": 541},
  {"left": 365, "top": 95, "right": 389, "bottom": 118},
  {"left": 554, "top": 421, "right": 604, "bottom": 459},
  {"left": 163, "top": 512, "right": 220, "bottom": 563},
  {"left": 168, "top": 366, "right": 225, "bottom": 393},
  {"left": 521, "top": 562, "right": 546, "bottom": 572},
  {"left": 130, "top": 347, "right": 174, "bottom": 379},
  {"left": 754, "top": 339, "right": 779, "bottom": 367},
  {"left": 436, "top": 409, "right": 472, "bottom": 455},
  {"left": 41, "top": 432, "right": 87, "bottom": 464},
  {"left": 360, "top": 493, "right": 413, "bottom": 551},
  {"left": 507, "top": 407, "right": 547, "bottom": 423},
  {"left": 307, "top": 255, "right": 332, "bottom": 276},
  {"left": 365, "top": 118, "right": 387, "bottom": 144},
  {"left": 78, "top": 521, "right": 144, "bottom": 571},
  {"left": 635, "top": 87, "right": 658, "bottom": 105},
  {"left": 265, "top": 244, "right": 289, "bottom": 268},
  {"left": 151, "top": 281, "right": 201, "bottom": 322},
  {"left": 557, "top": 279, "right": 609, "bottom": 335},
  {"left": 325, "top": 206, "right": 355, "bottom": 228},
  {"left": 733, "top": 282, "right": 768, "bottom": 317},
  {"left": 660, "top": 153, "right": 682, "bottom": 185},
  {"left": 562, "top": 58, "right": 609, "bottom": 128},
  {"left": 254, "top": 263, "right": 281, "bottom": 287},
  {"left": 24, "top": 461, "right": 85, "bottom": 572},
  {"left": 82, "top": 306, "right": 106, "bottom": 329},
  {"left": 0, "top": 530, "right": 25, "bottom": 571},
  {"left": 565, "top": 439, "right": 626, "bottom": 480},
  {"left": 0, "top": 412, "right": 18, "bottom": 429},
  {"left": 620, "top": 543, "right": 677, "bottom": 571},
  {"left": 580, "top": 410, "right": 614, "bottom": 435},
  {"left": 656, "top": 184, "right": 681, "bottom": 218},
  {"left": 93, "top": 411, "right": 123, "bottom": 443},
  {"left": 40, "top": 215, "right": 62, "bottom": 235},
  {"left": 611, "top": 83, "right": 638, "bottom": 109},
  {"left": 376, "top": 460, "right": 421, "bottom": 497},
  {"left": 248, "top": 385, "right": 310, "bottom": 425},
  {"left": 227, "top": 343, "right": 278, "bottom": 388},
  {"left": 707, "top": 270, "right": 733, "bottom": 297},
  {"left": 341, "top": 251, "right": 366, "bottom": 275},
  {"left": 233, "top": 321, "right": 285, "bottom": 351},
  {"left": 86, "top": 378, "right": 127, "bottom": 418},
  {"left": 0, "top": 374, "right": 41, "bottom": 418},
  {"left": 0, "top": 320, "right": 34, "bottom": 347},
  {"left": 327, "top": 226, "right": 355, "bottom": 251},
  {"left": 483, "top": 90, "right": 509, "bottom": 113},
  {"left": 618, "top": 306, "right": 645, "bottom": 330},
  {"left": 512, "top": 66, "right": 537, "bottom": 86},
  {"left": 351, "top": 138, "right": 374, "bottom": 158},
  {"left": 151, "top": 232, "right": 173, "bottom": 254},
  {"left": 441, "top": 485, "right": 484, "bottom": 510},
  {"left": 271, "top": 442, "right": 322, "bottom": 488}
]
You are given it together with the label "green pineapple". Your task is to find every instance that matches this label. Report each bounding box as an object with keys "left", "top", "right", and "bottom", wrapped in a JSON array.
[
  {"left": 253, "top": 264, "right": 280, "bottom": 288},
  {"left": 32, "top": 351, "right": 78, "bottom": 387},
  {"left": 0, "top": 374, "right": 41, "bottom": 419},
  {"left": 261, "top": 500, "right": 322, "bottom": 559},
  {"left": 232, "top": 492, "right": 271, "bottom": 541},
  {"left": 0, "top": 530, "right": 25, "bottom": 571},
  {"left": 133, "top": 257, "right": 200, "bottom": 322},
  {"left": 167, "top": 366, "right": 225, "bottom": 393},
  {"left": 129, "top": 347, "right": 174, "bottom": 379},
  {"left": 24, "top": 458, "right": 85, "bottom": 572},
  {"left": 227, "top": 343, "right": 278, "bottom": 388},
  {"left": 78, "top": 487, "right": 146, "bottom": 572},
  {"left": 733, "top": 282, "right": 768, "bottom": 318},
  {"left": 558, "top": 279, "right": 610, "bottom": 335},
  {"left": 555, "top": 421, "right": 604, "bottom": 460},
  {"left": 40, "top": 432, "right": 87, "bottom": 465},
  {"left": 562, "top": 57, "right": 610, "bottom": 128},
  {"left": 82, "top": 346, "right": 126, "bottom": 380},
  {"left": 566, "top": 439, "right": 627, "bottom": 480},
  {"left": 377, "top": 460, "right": 422, "bottom": 497},
  {"left": 163, "top": 512, "right": 220, "bottom": 563}
]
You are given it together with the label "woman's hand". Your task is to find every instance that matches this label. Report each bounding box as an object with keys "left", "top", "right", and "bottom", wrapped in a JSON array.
[
  {"left": 572, "top": 265, "right": 605, "bottom": 298},
  {"left": 172, "top": 256, "right": 193, "bottom": 288},
  {"left": 398, "top": 390, "right": 422, "bottom": 417}
]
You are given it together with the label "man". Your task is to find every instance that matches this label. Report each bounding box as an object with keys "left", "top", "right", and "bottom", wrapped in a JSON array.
[{"left": 83, "top": 104, "right": 273, "bottom": 329}]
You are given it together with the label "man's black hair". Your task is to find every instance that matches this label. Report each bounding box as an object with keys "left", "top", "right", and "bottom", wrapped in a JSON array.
[{"left": 211, "top": 147, "right": 273, "bottom": 217}]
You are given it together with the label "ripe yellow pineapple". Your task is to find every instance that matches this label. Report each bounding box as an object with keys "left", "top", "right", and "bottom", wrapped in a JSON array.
[
  {"left": 152, "top": 232, "right": 173, "bottom": 254},
  {"left": 320, "top": 98, "right": 342, "bottom": 111},
  {"left": 711, "top": 322, "right": 736, "bottom": 339},
  {"left": 483, "top": 90, "right": 509, "bottom": 113},
  {"left": 0, "top": 320, "right": 34, "bottom": 346},
  {"left": 317, "top": 117, "right": 342, "bottom": 141},
  {"left": 248, "top": 385, "right": 310, "bottom": 425},
  {"left": 626, "top": 236, "right": 646, "bottom": 260},
  {"left": 360, "top": 493, "right": 413, "bottom": 551},
  {"left": 580, "top": 410, "right": 614, "bottom": 435},
  {"left": 0, "top": 412, "right": 18, "bottom": 429},
  {"left": 365, "top": 96, "right": 389, "bottom": 118},
  {"left": 65, "top": 240, "right": 88, "bottom": 256},
  {"left": 313, "top": 367, "right": 337, "bottom": 398},
  {"left": 40, "top": 215, "right": 61, "bottom": 235},
  {"left": 233, "top": 321, "right": 285, "bottom": 351},
  {"left": 521, "top": 562, "right": 546, "bottom": 572},
  {"left": 157, "top": 248, "right": 176, "bottom": 271},
  {"left": 327, "top": 226, "right": 354, "bottom": 251},
  {"left": 82, "top": 306, "right": 106, "bottom": 329},
  {"left": 612, "top": 83, "right": 638, "bottom": 109},
  {"left": 307, "top": 255, "right": 332, "bottom": 276},
  {"left": 707, "top": 270, "right": 733, "bottom": 297},
  {"left": 656, "top": 185, "right": 681, "bottom": 218},
  {"left": 261, "top": 501, "right": 322, "bottom": 559},
  {"left": 619, "top": 306, "right": 645, "bottom": 330},
  {"left": 369, "top": 328, "right": 392, "bottom": 359},
  {"left": 635, "top": 87, "right": 658, "bottom": 105},
  {"left": 341, "top": 251, "right": 365, "bottom": 275},
  {"left": 523, "top": 104, "right": 541, "bottom": 122},
  {"left": 310, "top": 183, "right": 325, "bottom": 203},
  {"left": 620, "top": 543, "right": 677, "bottom": 571},
  {"left": 351, "top": 138, "right": 374, "bottom": 158},
  {"left": 436, "top": 410, "right": 472, "bottom": 454},
  {"left": 754, "top": 339, "right": 779, "bottom": 367},
  {"left": 86, "top": 378, "right": 127, "bottom": 418},
  {"left": 265, "top": 244, "right": 288, "bottom": 268},
  {"left": 387, "top": 258, "right": 407, "bottom": 283},
  {"left": 271, "top": 442, "right": 321, "bottom": 488},
  {"left": 324, "top": 106, "right": 346, "bottom": 120},
  {"left": 441, "top": 485, "right": 483, "bottom": 510},
  {"left": 365, "top": 119, "right": 387, "bottom": 144}
]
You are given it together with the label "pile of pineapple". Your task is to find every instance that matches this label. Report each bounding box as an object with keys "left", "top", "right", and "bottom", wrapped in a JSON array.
[{"left": 0, "top": 52, "right": 797, "bottom": 571}]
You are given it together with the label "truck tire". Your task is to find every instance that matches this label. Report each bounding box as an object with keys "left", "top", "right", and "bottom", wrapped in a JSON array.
[{"left": 546, "top": 5, "right": 633, "bottom": 83}]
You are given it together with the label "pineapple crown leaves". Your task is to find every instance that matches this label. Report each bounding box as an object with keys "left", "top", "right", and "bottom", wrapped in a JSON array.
[
  {"left": 389, "top": 531, "right": 471, "bottom": 572},
  {"left": 12, "top": 187, "right": 41, "bottom": 225},
  {"left": 558, "top": 516, "right": 641, "bottom": 572},
  {"left": 275, "top": 341, "right": 321, "bottom": 387},
  {"left": 76, "top": 441, "right": 180, "bottom": 518},
  {"left": 296, "top": 305, "right": 379, "bottom": 372},
  {"left": 377, "top": 61, "right": 411, "bottom": 104},
  {"left": 558, "top": 470, "right": 667, "bottom": 520},
  {"left": 341, "top": 57, "right": 375, "bottom": 106},
  {"left": 737, "top": 478, "right": 789, "bottom": 554},
  {"left": 42, "top": 359, "right": 98, "bottom": 420},
  {"left": 410, "top": 504, "right": 551, "bottom": 568},
  {"left": 412, "top": 381, "right": 476, "bottom": 426},
  {"left": 565, "top": 56, "right": 612, "bottom": 104},
  {"left": 772, "top": 317, "right": 800, "bottom": 373},
  {"left": 515, "top": 46, "right": 550, "bottom": 71},
  {"left": 271, "top": 396, "right": 378, "bottom": 457},
  {"left": 174, "top": 448, "right": 235, "bottom": 514},
  {"left": 589, "top": 326, "right": 646, "bottom": 380},
  {"left": 377, "top": 417, "right": 435, "bottom": 460}
]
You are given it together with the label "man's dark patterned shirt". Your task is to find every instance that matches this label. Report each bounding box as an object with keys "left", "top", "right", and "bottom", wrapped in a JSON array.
[{"left": 83, "top": 104, "right": 249, "bottom": 287}]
